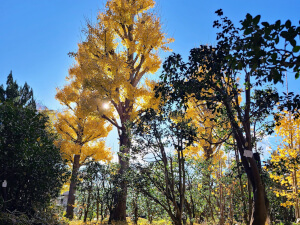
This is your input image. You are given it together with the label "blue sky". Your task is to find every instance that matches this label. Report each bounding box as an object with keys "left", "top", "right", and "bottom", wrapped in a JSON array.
[{"left": 1, "top": 0, "right": 299, "bottom": 153}]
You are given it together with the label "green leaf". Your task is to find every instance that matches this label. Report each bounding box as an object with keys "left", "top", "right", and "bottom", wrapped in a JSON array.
[
  {"left": 238, "top": 62, "right": 243, "bottom": 70},
  {"left": 246, "top": 13, "right": 253, "bottom": 21},
  {"left": 244, "top": 28, "right": 253, "bottom": 35},
  {"left": 275, "top": 20, "right": 281, "bottom": 29},
  {"left": 280, "top": 31, "right": 288, "bottom": 39},
  {"left": 285, "top": 20, "right": 291, "bottom": 28},
  {"left": 253, "top": 15, "right": 261, "bottom": 25},
  {"left": 262, "top": 22, "right": 269, "bottom": 27},
  {"left": 290, "top": 39, "right": 296, "bottom": 47},
  {"left": 293, "top": 46, "right": 300, "bottom": 53}
]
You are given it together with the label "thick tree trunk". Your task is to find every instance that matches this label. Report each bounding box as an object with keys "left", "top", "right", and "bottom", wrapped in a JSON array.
[
  {"left": 110, "top": 130, "right": 130, "bottom": 223},
  {"left": 174, "top": 219, "right": 183, "bottom": 225},
  {"left": 236, "top": 141, "right": 267, "bottom": 225},
  {"left": 247, "top": 155, "right": 267, "bottom": 225},
  {"left": 83, "top": 206, "right": 88, "bottom": 222},
  {"left": 236, "top": 139, "right": 267, "bottom": 225},
  {"left": 221, "top": 71, "right": 268, "bottom": 224},
  {"left": 65, "top": 154, "right": 80, "bottom": 219}
]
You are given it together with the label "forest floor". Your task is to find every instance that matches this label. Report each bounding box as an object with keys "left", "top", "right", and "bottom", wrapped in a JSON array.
[{"left": 68, "top": 218, "right": 203, "bottom": 225}]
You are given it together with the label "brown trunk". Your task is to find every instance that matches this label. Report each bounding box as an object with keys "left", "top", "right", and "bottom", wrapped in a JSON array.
[
  {"left": 246, "top": 74, "right": 267, "bottom": 225},
  {"left": 222, "top": 71, "right": 268, "bottom": 225},
  {"left": 174, "top": 220, "right": 183, "bottom": 225},
  {"left": 110, "top": 130, "right": 129, "bottom": 223},
  {"left": 83, "top": 206, "right": 88, "bottom": 222},
  {"left": 133, "top": 198, "right": 138, "bottom": 225},
  {"left": 227, "top": 114, "right": 268, "bottom": 225},
  {"left": 65, "top": 154, "right": 80, "bottom": 219},
  {"left": 248, "top": 157, "right": 267, "bottom": 225},
  {"left": 84, "top": 181, "right": 92, "bottom": 222},
  {"left": 96, "top": 198, "right": 99, "bottom": 221}
]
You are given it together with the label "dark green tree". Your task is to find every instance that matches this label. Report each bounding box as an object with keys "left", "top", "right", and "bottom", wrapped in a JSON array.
[
  {"left": 0, "top": 71, "right": 36, "bottom": 109},
  {"left": 0, "top": 72, "right": 68, "bottom": 215}
]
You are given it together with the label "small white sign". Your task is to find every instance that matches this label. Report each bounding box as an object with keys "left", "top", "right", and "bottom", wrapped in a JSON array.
[
  {"left": 2, "top": 180, "right": 7, "bottom": 188},
  {"left": 244, "top": 150, "right": 253, "bottom": 158}
]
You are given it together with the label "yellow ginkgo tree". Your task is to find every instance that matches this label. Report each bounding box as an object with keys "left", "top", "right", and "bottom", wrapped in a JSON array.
[
  {"left": 184, "top": 96, "right": 232, "bottom": 223},
  {"left": 268, "top": 111, "right": 300, "bottom": 219},
  {"left": 55, "top": 81, "right": 112, "bottom": 219},
  {"left": 184, "top": 96, "right": 231, "bottom": 159},
  {"left": 66, "top": 0, "right": 173, "bottom": 221}
]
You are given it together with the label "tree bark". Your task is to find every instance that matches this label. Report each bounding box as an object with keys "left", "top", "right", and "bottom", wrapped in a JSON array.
[
  {"left": 84, "top": 180, "right": 92, "bottom": 222},
  {"left": 110, "top": 129, "right": 130, "bottom": 223},
  {"left": 65, "top": 154, "right": 80, "bottom": 219},
  {"left": 235, "top": 134, "right": 267, "bottom": 225},
  {"left": 96, "top": 188, "right": 100, "bottom": 221},
  {"left": 223, "top": 81, "right": 268, "bottom": 225}
]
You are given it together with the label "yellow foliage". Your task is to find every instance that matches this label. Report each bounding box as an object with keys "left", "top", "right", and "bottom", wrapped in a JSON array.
[
  {"left": 269, "top": 110, "right": 300, "bottom": 208},
  {"left": 68, "top": 0, "right": 173, "bottom": 128},
  {"left": 55, "top": 83, "right": 113, "bottom": 165},
  {"left": 183, "top": 96, "right": 230, "bottom": 160}
]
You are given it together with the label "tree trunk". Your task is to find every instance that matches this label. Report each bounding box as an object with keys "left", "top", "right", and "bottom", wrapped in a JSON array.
[
  {"left": 65, "top": 154, "right": 80, "bottom": 219},
  {"left": 110, "top": 130, "right": 130, "bottom": 223},
  {"left": 84, "top": 181, "right": 92, "bottom": 223},
  {"left": 96, "top": 187, "right": 100, "bottom": 221},
  {"left": 236, "top": 140, "right": 267, "bottom": 225},
  {"left": 174, "top": 219, "right": 183, "bottom": 225},
  {"left": 83, "top": 206, "right": 88, "bottom": 222},
  {"left": 133, "top": 197, "right": 138, "bottom": 225},
  {"left": 229, "top": 116, "right": 267, "bottom": 225},
  {"left": 221, "top": 71, "right": 268, "bottom": 224},
  {"left": 248, "top": 158, "right": 267, "bottom": 225},
  {"left": 96, "top": 198, "right": 99, "bottom": 221}
]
